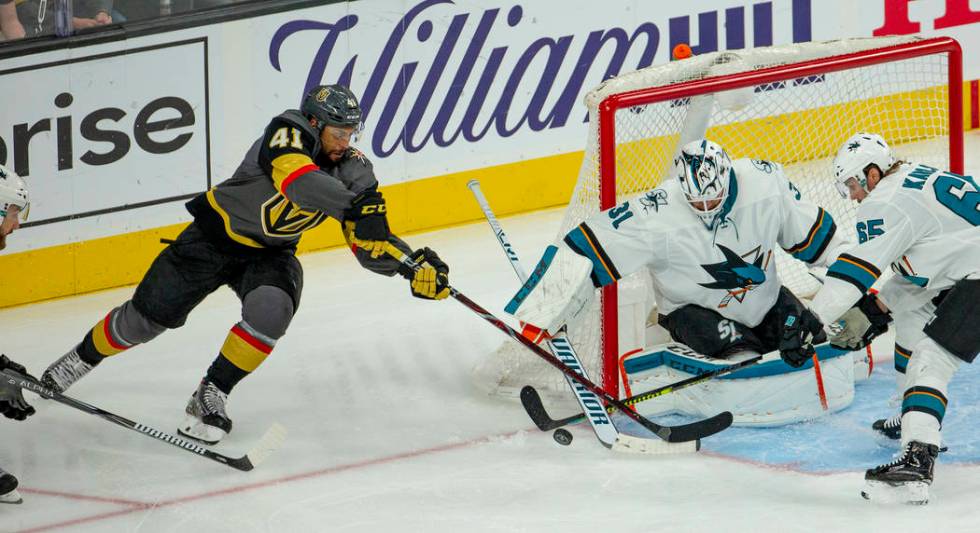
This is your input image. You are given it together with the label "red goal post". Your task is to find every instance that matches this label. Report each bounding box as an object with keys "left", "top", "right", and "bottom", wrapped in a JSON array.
[
  {"left": 594, "top": 36, "right": 963, "bottom": 397},
  {"left": 473, "top": 36, "right": 963, "bottom": 403}
]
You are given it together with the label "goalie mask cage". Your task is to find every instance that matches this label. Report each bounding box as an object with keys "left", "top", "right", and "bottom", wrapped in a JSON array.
[{"left": 473, "top": 35, "right": 963, "bottom": 402}]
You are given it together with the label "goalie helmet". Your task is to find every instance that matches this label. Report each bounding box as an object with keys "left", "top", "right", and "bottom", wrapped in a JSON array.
[
  {"left": 300, "top": 84, "right": 363, "bottom": 133},
  {"left": 0, "top": 164, "right": 29, "bottom": 221},
  {"left": 833, "top": 132, "right": 894, "bottom": 199},
  {"left": 675, "top": 139, "right": 733, "bottom": 228}
]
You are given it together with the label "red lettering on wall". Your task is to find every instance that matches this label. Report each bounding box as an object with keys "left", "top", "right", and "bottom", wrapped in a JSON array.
[
  {"left": 934, "top": 0, "right": 980, "bottom": 29},
  {"left": 872, "top": 0, "right": 920, "bottom": 36}
]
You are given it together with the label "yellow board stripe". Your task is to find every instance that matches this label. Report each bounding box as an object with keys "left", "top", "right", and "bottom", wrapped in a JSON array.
[{"left": 0, "top": 150, "right": 580, "bottom": 308}]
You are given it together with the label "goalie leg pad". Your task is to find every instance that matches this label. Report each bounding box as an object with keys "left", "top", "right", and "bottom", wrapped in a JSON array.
[{"left": 505, "top": 243, "right": 595, "bottom": 335}]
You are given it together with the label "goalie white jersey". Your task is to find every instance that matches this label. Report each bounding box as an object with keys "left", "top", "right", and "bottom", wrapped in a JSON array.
[
  {"left": 811, "top": 162, "right": 980, "bottom": 324},
  {"left": 562, "top": 159, "right": 848, "bottom": 328}
]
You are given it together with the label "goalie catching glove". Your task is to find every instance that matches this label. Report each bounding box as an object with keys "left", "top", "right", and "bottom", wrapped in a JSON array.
[
  {"left": 398, "top": 247, "right": 450, "bottom": 300},
  {"left": 829, "top": 292, "right": 891, "bottom": 350},
  {"left": 778, "top": 309, "right": 826, "bottom": 368},
  {"left": 343, "top": 189, "right": 391, "bottom": 259}
]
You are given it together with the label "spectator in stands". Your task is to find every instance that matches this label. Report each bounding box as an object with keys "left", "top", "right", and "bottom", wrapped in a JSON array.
[
  {"left": 113, "top": 0, "right": 242, "bottom": 23},
  {"left": 15, "top": 0, "right": 113, "bottom": 37},
  {"left": 73, "top": 0, "right": 113, "bottom": 31},
  {"left": 0, "top": 0, "right": 25, "bottom": 40}
]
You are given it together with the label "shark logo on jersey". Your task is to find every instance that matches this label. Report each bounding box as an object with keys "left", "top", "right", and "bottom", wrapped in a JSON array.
[
  {"left": 698, "top": 244, "right": 771, "bottom": 308},
  {"left": 638, "top": 189, "right": 668, "bottom": 213},
  {"left": 751, "top": 159, "right": 775, "bottom": 173}
]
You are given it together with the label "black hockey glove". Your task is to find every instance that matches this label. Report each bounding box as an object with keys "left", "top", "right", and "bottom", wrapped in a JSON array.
[
  {"left": 0, "top": 354, "right": 36, "bottom": 421},
  {"left": 779, "top": 310, "right": 825, "bottom": 368},
  {"left": 343, "top": 189, "right": 391, "bottom": 259},
  {"left": 398, "top": 248, "right": 450, "bottom": 300},
  {"left": 829, "top": 292, "right": 892, "bottom": 350}
]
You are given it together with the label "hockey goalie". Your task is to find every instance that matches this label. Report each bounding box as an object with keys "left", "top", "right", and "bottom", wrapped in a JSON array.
[{"left": 506, "top": 139, "right": 866, "bottom": 426}]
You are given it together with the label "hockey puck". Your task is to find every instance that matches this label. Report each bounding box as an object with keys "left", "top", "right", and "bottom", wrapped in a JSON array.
[{"left": 553, "top": 428, "right": 573, "bottom": 446}]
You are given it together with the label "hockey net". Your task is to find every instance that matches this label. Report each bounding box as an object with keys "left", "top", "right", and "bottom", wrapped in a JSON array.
[{"left": 473, "top": 36, "right": 963, "bottom": 402}]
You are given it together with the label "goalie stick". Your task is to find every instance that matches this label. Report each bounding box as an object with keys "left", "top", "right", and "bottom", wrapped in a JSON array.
[
  {"left": 521, "top": 351, "right": 774, "bottom": 432},
  {"left": 1, "top": 369, "right": 286, "bottom": 471},
  {"left": 468, "top": 179, "right": 620, "bottom": 449},
  {"left": 385, "top": 244, "right": 732, "bottom": 444},
  {"left": 524, "top": 341, "right": 841, "bottom": 431}
]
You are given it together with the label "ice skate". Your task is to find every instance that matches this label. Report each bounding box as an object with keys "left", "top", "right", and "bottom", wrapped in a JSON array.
[
  {"left": 872, "top": 415, "right": 947, "bottom": 452},
  {"left": 861, "top": 440, "right": 939, "bottom": 505},
  {"left": 872, "top": 413, "right": 901, "bottom": 440},
  {"left": 178, "top": 379, "right": 233, "bottom": 445},
  {"left": 0, "top": 467, "right": 22, "bottom": 504},
  {"left": 41, "top": 348, "right": 95, "bottom": 393}
]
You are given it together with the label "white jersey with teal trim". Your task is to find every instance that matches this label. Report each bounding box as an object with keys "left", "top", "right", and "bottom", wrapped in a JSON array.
[
  {"left": 564, "top": 158, "right": 848, "bottom": 328},
  {"left": 810, "top": 162, "right": 980, "bottom": 325}
]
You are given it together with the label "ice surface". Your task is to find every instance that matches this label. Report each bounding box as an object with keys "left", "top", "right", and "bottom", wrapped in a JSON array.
[{"left": 3, "top": 131, "right": 980, "bottom": 532}]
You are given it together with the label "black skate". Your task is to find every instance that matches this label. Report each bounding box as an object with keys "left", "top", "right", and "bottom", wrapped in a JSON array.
[
  {"left": 872, "top": 415, "right": 947, "bottom": 452},
  {"left": 861, "top": 440, "right": 939, "bottom": 505},
  {"left": 0, "top": 466, "right": 22, "bottom": 504},
  {"left": 872, "top": 414, "right": 902, "bottom": 440},
  {"left": 41, "top": 348, "right": 95, "bottom": 393},
  {"left": 178, "top": 379, "right": 233, "bottom": 445}
]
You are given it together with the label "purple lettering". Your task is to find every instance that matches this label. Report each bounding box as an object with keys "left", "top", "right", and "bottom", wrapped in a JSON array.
[{"left": 267, "top": 1, "right": 813, "bottom": 161}]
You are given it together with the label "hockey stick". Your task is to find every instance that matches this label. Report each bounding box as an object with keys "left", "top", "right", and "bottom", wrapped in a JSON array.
[
  {"left": 468, "top": 179, "right": 620, "bottom": 448},
  {"left": 521, "top": 351, "right": 775, "bottom": 431},
  {"left": 386, "top": 245, "right": 732, "bottom": 443},
  {"left": 524, "top": 339, "right": 842, "bottom": 431},
  {"left": 0, "top": 369, "right": 286, "bottom": 471}
]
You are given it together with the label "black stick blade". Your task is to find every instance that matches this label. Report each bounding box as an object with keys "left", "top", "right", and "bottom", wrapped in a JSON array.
[
  {"left": 520, "top": 385, "right": 555, "bottom": 431},
  {"left": 661, "top": 411, "right": 734, "bottom": 442}
]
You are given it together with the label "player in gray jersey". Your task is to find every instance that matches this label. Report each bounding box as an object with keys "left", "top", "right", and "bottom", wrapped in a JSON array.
[
  {"left": 1, "top": 164, "right": 35, "bottom": 504},
  {"left": 39, "top": 85, "right": 451, "bottom": 445}
]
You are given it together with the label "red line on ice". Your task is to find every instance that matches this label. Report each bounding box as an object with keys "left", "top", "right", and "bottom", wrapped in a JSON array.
[{"left": 15, "top": 429, "right": 525, "bottom": 533}]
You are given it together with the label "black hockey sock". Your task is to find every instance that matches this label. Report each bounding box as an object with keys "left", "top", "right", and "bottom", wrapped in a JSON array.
[
  {"left": 205, "top": 355, "right": 249, "bottom": 395},
  {"left": 76, "top": 333, "right": 108, "bottom": 366}
]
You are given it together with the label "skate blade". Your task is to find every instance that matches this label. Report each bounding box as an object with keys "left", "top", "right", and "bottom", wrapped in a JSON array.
[
  {"left": 861, "top": 480, "right": 930, "bottom": 505},
  {"left": 178, "top": 414, "right": 227, "bottom": 445},
  {"left": 0, "top": 489, "right": 23, "bottom": 504}
]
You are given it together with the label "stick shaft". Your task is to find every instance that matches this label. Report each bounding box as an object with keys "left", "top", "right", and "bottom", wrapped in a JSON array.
[
  {"left": 468, "top": 179, "right": 619, "bottom": 445},
  {"left": 387, "top": 244, "right": 673, "bottom": 440},
  {"left": 466, "top": 180, "right": 529, "bottom": 281},
  {"left": 1, "top": 370, "right": 254, "bottom": 470}
]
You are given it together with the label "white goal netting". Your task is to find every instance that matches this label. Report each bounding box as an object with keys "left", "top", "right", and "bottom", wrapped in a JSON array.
[{"left": 473, "top": 36, "right": 960, "bottom": 402}]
